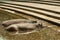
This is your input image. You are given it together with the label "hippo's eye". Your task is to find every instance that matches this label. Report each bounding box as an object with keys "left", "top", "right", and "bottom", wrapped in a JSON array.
[
  {"left": 32, "top": 21, "right": 37, "bottom": 23},
  {"left": 6, "top": 27, "right": 17, "bottom": 32}
]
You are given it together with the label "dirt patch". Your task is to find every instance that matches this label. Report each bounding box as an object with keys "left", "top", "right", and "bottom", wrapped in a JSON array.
[{"left": 0, "top": 12, "right": 60, "bottom": 40}]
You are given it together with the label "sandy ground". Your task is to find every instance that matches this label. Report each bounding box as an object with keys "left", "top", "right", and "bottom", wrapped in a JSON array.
[{"left": 0, "top": 11, "right": 60, "bottom": 40}]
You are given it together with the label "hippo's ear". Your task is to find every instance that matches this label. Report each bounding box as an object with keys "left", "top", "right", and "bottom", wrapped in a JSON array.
[{"left": 36, "top": 24, "right": 44, "bottom": 28}]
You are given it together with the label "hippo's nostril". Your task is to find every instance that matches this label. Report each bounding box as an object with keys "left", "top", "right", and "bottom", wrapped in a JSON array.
[{"left": 2, "top": 24, "right": 8, "bottom": 27}]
